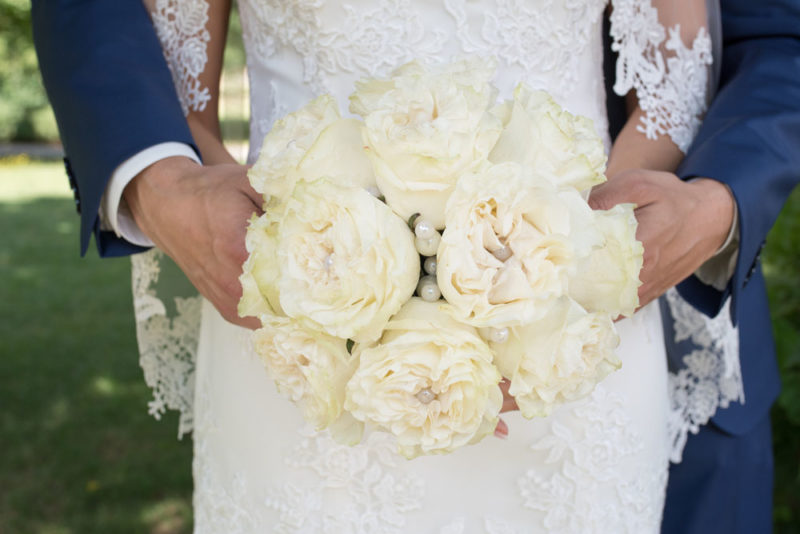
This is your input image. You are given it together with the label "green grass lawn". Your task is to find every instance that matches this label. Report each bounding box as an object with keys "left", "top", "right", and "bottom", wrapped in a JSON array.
[
  {"left": 0, "top": 158, "right": 192, "bottom": 534},
  {"left": 0, "top": 158, "right": 798, "bottom": 532}
]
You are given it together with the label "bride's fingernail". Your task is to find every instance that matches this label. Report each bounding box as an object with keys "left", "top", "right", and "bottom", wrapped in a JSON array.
[{"left": 494, "top": 419, "right": 509, "bottom": 439}]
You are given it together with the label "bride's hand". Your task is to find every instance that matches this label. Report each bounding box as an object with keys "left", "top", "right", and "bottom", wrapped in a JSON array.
[
  {"left": 124, "top": 156, "right": 263, "bottom": 329},
  {"left": 589, "top": 169, "right": 735, "bottom": 308}
]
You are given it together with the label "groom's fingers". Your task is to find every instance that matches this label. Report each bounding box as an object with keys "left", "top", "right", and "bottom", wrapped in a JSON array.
[{"left": 591, "top": 170, "right": 735, "bottom": 309}]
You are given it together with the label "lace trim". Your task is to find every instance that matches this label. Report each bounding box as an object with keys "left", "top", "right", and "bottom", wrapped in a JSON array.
[
  {"left": 132, "top": 249, "right": 201, "bottom": 438},
  {"left": 665, "top": 287, "right": 744, "bottom": 462},
  {"left": 151, "top": 0, "right": 212, "bottom": 114},
  {"left": 610, "top": 0, "right": 713, "bottom": 152}
]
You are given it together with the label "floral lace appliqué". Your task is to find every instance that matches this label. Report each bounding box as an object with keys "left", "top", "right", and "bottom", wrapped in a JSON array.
[
  {"left": 131, "top": 249, "right": 201, "bottom": 438},
  {"left": 444, "top": 0, "right": 606, "bottom": 96},
  {"left": 610, "top": 0, "right": 713, "bottom": 152},
  {"left": 665, "top": 288, "right": 743, "bottom": 462},
  {"left": 151, "top": 0, "right": 212, "bottom": 114},
  {"left": 265, "top": 429, "right": 426, "bottom": 533},
  {"left": 239, "top": 0, "right": 447, "bottom": 96},
  {"left": 518, "top": 386, "right": 668, "bottom": 534}
]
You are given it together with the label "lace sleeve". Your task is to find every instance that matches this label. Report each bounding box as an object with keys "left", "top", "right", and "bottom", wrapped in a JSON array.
[
  {"left": 609, "top": 0, "right": 717, "bottom": 152},
  {"left": 131, "top": 0, "right": 214, "bottom": 438},
  {"left": 148, "top": 0, "right": 212, "bottom": 114}
]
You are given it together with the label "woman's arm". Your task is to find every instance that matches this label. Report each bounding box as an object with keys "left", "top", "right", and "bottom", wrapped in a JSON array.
[
  {"left": 141, "top": 0, "right": 235, "bottom": 165},
  {"left": 606, "top": 0, "right": 711, "bottom": 177}
]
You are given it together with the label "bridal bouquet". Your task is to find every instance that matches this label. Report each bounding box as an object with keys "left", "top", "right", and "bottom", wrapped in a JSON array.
[{"left": 239, "top": 58, "right": 643, "bottom": 459}]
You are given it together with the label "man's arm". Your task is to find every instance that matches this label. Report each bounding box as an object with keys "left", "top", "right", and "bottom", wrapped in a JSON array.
[
  {"left": 674, "top": 31, "right": 800, "bottom": 320},
  {"left": 31, "top": 0, "right": 197, "bottom": 256}
]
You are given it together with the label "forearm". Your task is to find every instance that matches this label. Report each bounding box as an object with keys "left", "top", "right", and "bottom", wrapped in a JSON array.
[{"left": 607, "top": 107, "right": 684, "bottom": 178}]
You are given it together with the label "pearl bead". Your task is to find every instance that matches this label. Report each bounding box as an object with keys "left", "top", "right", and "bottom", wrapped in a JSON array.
[
  {"left": 323, "top": 254, "right": 335, "bottom": 270},
  {"left": 415, "top": 232, "right": 441, "bottom": 257},
  {"left": 492, "top": 245, "right": 512, "bottom": 262},
  {"left": 415, "top": 387, "right": 436, "bottom": 404},
  {"left": 417, "top": 275, "right": 441, "bottom": 302},
  {"left": 489, "top": 327, "right": 509, "bottom": 344},
  {"left": 423, "top": 257, "right": 437, "bottom": 275},
  {"left": 414, "top": 218, "right": 436, "bottom": 240}
]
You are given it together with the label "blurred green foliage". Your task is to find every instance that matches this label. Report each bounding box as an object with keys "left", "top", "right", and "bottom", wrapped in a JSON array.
[
  {"left": 765, "top": 187, "right": 800, "bottom": 532},
  {"left": 0, "top": 0, "right": 248, "bottom": 143},
  {"left": 0, "top": 0, "right": 58, "bottom": 141}
]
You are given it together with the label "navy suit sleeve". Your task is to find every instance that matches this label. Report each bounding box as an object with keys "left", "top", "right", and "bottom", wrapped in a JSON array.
[
  {"left": 32, "top": 0, "right": 199, "bottom": 257},
  {"left": 675, "top": 4, "right": 800, "bottom": 321}
]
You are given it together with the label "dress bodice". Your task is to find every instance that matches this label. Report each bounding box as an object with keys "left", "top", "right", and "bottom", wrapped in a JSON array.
[{"left": 236, "top": 0, "right": 611, "bottom": 162}]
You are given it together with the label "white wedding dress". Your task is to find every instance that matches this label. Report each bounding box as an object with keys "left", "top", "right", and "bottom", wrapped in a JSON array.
[{"left": 131, "top": 1, "right": 744, "bottom": 532}]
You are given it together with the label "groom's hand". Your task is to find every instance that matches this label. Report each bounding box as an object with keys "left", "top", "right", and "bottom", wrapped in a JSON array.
[
  {"left": 124, "top": 157, "right": 263, "bottom": 329},
  {"left": 589, "top": 170, "right": 735, "bottom": 308}
]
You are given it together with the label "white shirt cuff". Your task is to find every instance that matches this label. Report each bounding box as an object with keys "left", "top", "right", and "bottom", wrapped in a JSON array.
[{"left": 99, "top": 142, "right": 200, "bottom": 247}]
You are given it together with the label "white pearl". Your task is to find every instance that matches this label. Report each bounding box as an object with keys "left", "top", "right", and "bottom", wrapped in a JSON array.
[
  {"left": 415, "top": 232, "right": 441, "bottom": 256},
  {"left": 423, "top": 257, "right": 437, "bottom": 275},
  {"left": 417, "top": 275, "right": 441, "bottom": 302},
  {"left": 414, "top": 218, "right": 436, "bottom": 240},
  {"left": 366, "top": 186, "right": 382, "bottom": 198},
  {"left": 492, "top": 245, "right": 512, "bottom": 262},
  {"left": 415, "top": 387, "right": 436, "bottom": 404},
  {"left": 323, "top": 254, "right": 335, "bottom": 270},
  {"left": 489, "top": 327, "right": 509, "bottom": 344}
]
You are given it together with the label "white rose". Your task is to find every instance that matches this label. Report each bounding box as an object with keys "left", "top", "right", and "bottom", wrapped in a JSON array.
[
  {"left": 239, "top": 212, "right": 281, "bottom": 319},
  {"left": 253, "top": 315, "right": 363, "bottom": 443},
  {"left": 248, "top": 95, "right": 376, "bottom": 206},
  {"left": 437, "top": 162, "right": 600, "bottom": 327},
  {"left": 491, "top": 298, "right": 621, "bottom": 418},
  {"left": 349, "top": 57, "right": 502, "bottom": 228},
  {"left": 345, "top": 298, "right": 503, "bottom": 458},
  {"left": 570, "top": 204, "right": 643, "bottom": 318},
  {"left": 489, "top": 85, "right": 607, "bottom": 193},
  {"left": 243, "top": 178, "right": 420, "bottom": 343}
]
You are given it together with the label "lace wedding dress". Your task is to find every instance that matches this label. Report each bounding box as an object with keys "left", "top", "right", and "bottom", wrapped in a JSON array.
[{"left": 132, "top": 0, "right": 743, "bottom": 532}]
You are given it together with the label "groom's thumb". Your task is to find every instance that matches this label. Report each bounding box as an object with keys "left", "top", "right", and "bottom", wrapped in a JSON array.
[{"left": 587, "top": 181, "right": 617, "bottom": 211}]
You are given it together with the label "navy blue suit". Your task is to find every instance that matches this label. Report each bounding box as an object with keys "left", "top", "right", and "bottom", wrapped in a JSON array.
[
  {"left": 31, "top": 0, "right": 197, "bottom": 257},
  {"left": 660, "top": 1, "right": 800, "bottom": 532},
  {"left": 33, "top": 0, "right": 800, "bottom": 531}
]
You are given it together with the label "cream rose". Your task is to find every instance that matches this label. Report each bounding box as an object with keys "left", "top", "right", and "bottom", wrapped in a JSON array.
[
  {"left": 570, "top": 204, "right": 643, "bottom": 318},
  {"left": 248, "top": 95, "right": 376, "bottom": 206},
  {"left": 253, "top": 315, "right": 362, "bottom": 441},
  {"left": 489, "top": 85, "right": 607, "bottom": 193},
  {"left": 345, "top": 298, "right": 503, "bottom": 458},
  {"left": 490, "top": 298, "right": 621, "bottom": 418},
  {"left": 349, "top": 58, "right": 502, "bottom": 228},
  {"left": 437, "top": 162, "right": 600, "bottom": 328},
  {"left": 243, "top": 178, "right": 420, "bottom": 343}
]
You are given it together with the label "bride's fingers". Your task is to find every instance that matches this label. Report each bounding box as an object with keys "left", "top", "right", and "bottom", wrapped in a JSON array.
[
  {"left": 494, "top": 417, "right": 509, "bottom": 439},
  {"left": 499, "top": 378, "right": 519, "bottom": 413}
]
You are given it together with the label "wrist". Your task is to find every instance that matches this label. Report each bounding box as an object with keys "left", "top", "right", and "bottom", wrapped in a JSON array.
[
  {"left": 123, "top": 156, "right": 200, "bottom": 237},
  {"left": 687, "top": 178, "right": 736, "bottom": 259}
]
